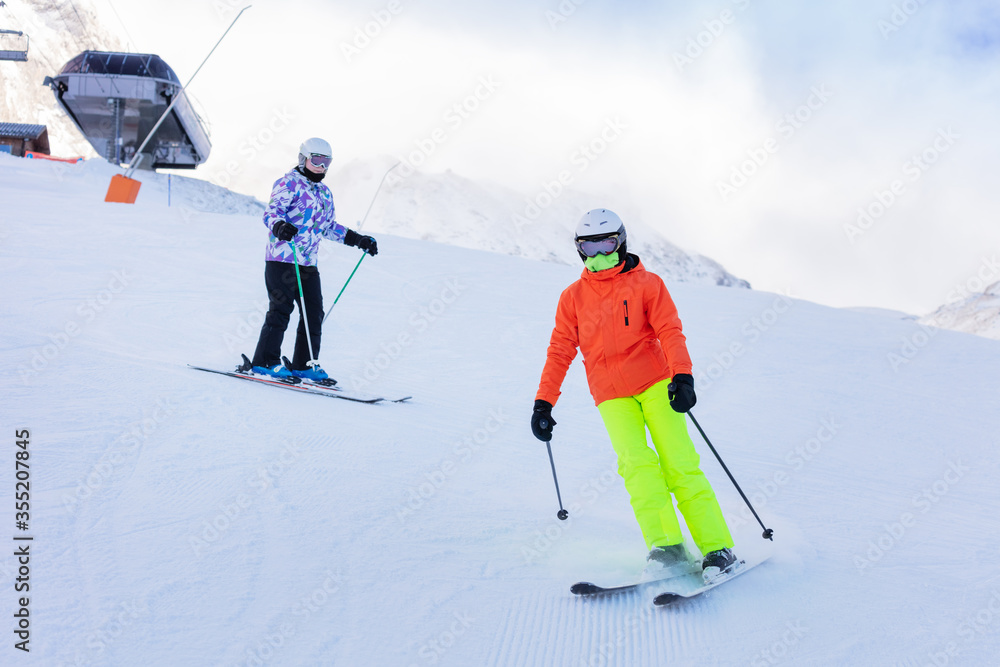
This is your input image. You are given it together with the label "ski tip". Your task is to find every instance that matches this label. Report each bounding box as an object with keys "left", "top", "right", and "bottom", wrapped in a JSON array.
[
  {"left": 570, "top": 582, "right": 601, "bottom": 595},
  {"left": 653, "top": 592, "right": 682, "bottom": 606}
]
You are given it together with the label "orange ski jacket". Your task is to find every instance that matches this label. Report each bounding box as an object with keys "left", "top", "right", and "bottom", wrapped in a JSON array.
[{"left": 536, "top": 256, "right": 693, "bottom": 406}]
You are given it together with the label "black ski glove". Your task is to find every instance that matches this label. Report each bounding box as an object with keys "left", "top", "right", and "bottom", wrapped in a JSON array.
[
  {"left": 668, "top": 374, "right": 697, "bottom": 413},
  {"left": 272, "top": 220, "right": 298, "bottom": 242},
  {"left": 531, "top": 399, "right": 556, "bottom": 442},
  {"left": 345, "top": 229, "right": 378, "bottom": 256}
]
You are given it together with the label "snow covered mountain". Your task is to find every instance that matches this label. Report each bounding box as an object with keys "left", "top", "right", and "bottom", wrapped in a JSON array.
[
  {"left": 1, "top": 1, "right": 746, "bottom": 286},
  {"left": 921, "top": 280, "right": 1000, "bottom": 341},
  {"left": 329, "top": 156, "right": 750, "bottom": 287},
  {"left": 4, "top": 149, "right": 1000, "bottom": 666},
  {"left": 0, "top": 0, "right": 128, "bottom": 158}
]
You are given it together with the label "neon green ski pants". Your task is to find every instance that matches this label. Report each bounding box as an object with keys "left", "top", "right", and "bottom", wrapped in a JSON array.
[{"left": 597, "top": 379, "right": 734, "bottom": 553}]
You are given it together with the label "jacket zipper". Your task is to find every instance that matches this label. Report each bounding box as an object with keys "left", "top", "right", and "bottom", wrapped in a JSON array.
[{"left": 623, "top": 299, "right": 629, "bottom": 326}]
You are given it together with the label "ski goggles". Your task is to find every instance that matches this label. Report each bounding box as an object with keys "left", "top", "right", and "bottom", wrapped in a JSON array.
[
  {"left": 576, "top": 233, "right": 622, "bottom": 257},
  {"left": 307, "top": 154, "right": 332, "bottom": 170}
]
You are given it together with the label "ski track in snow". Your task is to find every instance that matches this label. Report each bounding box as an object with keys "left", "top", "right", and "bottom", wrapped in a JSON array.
[
  {"left": 3, "top": 155, "right": 1000, "bottom": 665},
  {"left": 488, "top": 587, "right": 720, "bottom": 666}
]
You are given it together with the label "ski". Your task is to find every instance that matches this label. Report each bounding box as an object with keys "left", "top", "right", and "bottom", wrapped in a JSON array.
[
  {"left": 571, "top": 581, "right": 646, "bottom": 596},
  {"left": 301, "top": 377, "right": 411, "bottom": 402},
  {"left": 571, "top": 564, "right": 700, "bottom": 597},
  {"left": 276, "top": 355, "right": 411, "bottom": 402},
  {"left": 652, "top": 555, "right": 770, "bottom": 606},
  {"left": 188, "top": 358, "right": 410, "bottom": 404}
]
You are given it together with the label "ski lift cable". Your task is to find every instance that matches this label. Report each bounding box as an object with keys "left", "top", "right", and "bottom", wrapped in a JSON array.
[
  {"left": 123, "top": 5, "right": 251, "bottom": 178},
  {"left": 55, "top": 0, "right": 92, "bottom": 51},
  {"left": 66, "top": 0, "right": 87, "bottom": 36},
  {"left": 103, "top": 0, "right": 137, "bottom": 53}
]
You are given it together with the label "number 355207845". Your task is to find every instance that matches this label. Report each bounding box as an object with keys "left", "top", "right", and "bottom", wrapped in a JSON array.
[{"left": 15, "top": 430, "right": 30, "bottom": 527}]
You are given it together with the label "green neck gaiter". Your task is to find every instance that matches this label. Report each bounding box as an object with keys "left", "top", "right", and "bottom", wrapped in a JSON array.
[{"left": 584, "top": 252, "right": 620, "bottom": 272}]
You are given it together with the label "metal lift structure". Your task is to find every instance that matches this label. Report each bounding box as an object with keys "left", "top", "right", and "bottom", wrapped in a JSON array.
[
  {"left": 0, "top": 28, "right": 28, "bottom": 61},
  {"left": 44, "top": 51, "right": 212, "bottom": 170}
]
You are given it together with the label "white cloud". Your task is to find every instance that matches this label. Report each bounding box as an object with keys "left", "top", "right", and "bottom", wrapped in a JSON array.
[{"left": 98, "top": 0, "right": 1000, "bottom": 313}]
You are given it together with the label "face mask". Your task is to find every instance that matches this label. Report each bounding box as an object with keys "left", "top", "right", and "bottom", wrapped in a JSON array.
[
  {"left": 297, "top": 166, "right": 326, "bottom": 183},
  {"left": 584, "top": 251, "right": 619, "bottom": 272}
]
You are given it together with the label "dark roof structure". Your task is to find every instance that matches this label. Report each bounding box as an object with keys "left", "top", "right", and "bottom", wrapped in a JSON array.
[
  {"left": 0, "top": 122, "right": 46, "bottom": 139},
  {"left": 0, "top": 122, "right": 50, "bottom": 156}
]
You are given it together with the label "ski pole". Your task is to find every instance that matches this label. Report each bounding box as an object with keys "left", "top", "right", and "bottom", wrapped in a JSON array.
[
  {"left": 289, "top": 242, "right": 318, "bottom": 368},
  {"left": 124, "top": 6, "right": 251, "bottom": 179},
  {"left": 544, "top": 439, "right": 569, "bottom": 521},
  {"left": 321, "top": 161, "right": 399, "bottom": 324},
  {"left": 322, "top": 252, "right": 365, "bottom": 325},
  {"left": 684, "top": 408, "right": 774, "bottom": 541},
  {"left": 357, "top": 161, "right": 401, "bottom": 232}
]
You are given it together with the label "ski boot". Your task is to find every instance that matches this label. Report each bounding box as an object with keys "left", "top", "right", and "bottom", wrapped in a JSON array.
[
  {"left": 701, "top": 548, "right": 740, "bottom": 583},
  {"left": 253, "top": 364, "right": 296, "bottom": 379},
  {"left": 641, "top": 543, "right": 698, "bottom": 582},
  {"left": 283, "top": 357, "right": 337, "bottom": 386},
  {"left": 240, "top": 354, "right": 299, "bottom": 383}
]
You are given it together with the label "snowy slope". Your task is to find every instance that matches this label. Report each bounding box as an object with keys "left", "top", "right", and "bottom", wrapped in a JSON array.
[
  {"left": 0, "top": 154, "right": 263, "bottom": 216},
  {"left": 3, "top": 154, "right": 1000, "bottom": 666}
]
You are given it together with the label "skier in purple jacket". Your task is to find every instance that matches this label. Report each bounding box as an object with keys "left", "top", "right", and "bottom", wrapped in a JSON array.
[{"left": 250, "top": 137, "right": 378, "bottom": 381}]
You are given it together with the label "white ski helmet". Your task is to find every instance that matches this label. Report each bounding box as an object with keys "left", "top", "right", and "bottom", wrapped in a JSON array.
[
  {"left": 574, "top": 208, "right": 627, "bottom": 261},
  {"left": 298, "top": 137, "right": 333, "bottom": 169}
]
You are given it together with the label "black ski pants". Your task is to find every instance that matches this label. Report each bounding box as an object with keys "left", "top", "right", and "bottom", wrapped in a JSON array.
[{"left": 251, "top": 260, "right": 323, "bottom": 370}]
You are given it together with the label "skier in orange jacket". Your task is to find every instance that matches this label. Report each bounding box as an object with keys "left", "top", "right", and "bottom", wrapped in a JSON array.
[{"left": 532, "top": 209, "right": 738, "bottom": 581}]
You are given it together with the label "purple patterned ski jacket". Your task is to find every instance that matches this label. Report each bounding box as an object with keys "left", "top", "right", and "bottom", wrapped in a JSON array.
[{"left": 262, "top": 168, "right": 348, "bottom": 266}]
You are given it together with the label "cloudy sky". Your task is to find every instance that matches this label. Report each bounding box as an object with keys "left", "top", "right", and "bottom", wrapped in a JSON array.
[{"left": 100, "top": 0, "right": 999, "bottom": 314}]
